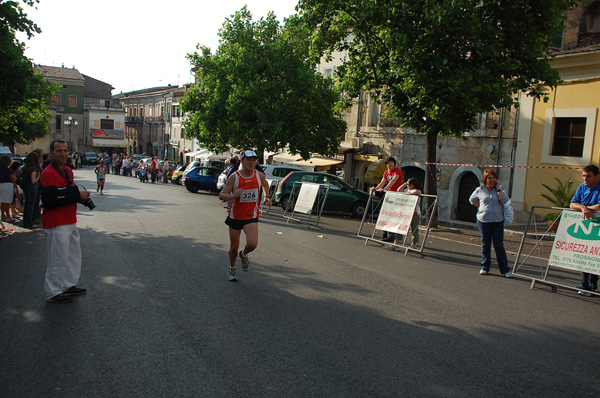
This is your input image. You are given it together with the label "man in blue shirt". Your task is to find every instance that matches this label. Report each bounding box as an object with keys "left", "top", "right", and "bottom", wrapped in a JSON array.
[{"left": 570, "top": 164, "right": 600, "bottom": 295}]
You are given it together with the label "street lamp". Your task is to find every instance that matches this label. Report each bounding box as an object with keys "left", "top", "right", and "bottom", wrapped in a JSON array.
[{"left": 63, "top": 115, "right": 78, "bottom": 153}]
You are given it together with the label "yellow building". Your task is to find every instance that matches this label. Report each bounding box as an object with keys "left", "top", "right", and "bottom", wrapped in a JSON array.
[{"left": 513, "top": 1, "right": 600, "bottom": 215}]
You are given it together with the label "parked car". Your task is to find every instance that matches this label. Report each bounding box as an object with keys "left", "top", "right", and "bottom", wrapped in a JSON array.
[
  {"left": 217, "top": 170, "right": 228, "bottom": 191},
  {"left": 274, "top": 171, "right": 372, "bottom": 218},
  {"left": 184, "top": 161, "right": 202, "bottom": 173},
  {"left": 183, "top": 166, "right": 222, "bottom": 193},
  {"left": 261, "top": 164, "right": 306, "bottom": 181},
  {"left": 170, "top": 165, "right": 186, "bottom": 185},
  {"left": 83, "top": 152, "right": 99, "bottom": 165},
  {"left": 10, "top": 155, "right": 24, "bottom": 166}
]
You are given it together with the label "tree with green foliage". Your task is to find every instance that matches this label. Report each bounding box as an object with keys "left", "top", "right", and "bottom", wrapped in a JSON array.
[
  {"left": 0, "top": 0, "right": 56, "bottom": 145},
  {"left": 298, "top": 0, "right": 578, "bottom": 223},
  {"left": 181, "top": 7, "right": 347, "bottom": 160}
]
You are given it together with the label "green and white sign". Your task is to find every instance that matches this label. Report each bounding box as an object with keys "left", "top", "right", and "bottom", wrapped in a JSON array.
[{"left": 549, "top": 211, "right": 600, "bottom": 275}]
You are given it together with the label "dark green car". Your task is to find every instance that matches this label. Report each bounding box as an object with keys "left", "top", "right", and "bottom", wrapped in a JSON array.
[{"left": 274, "top": 171, "right": 371, "bottom": 218}]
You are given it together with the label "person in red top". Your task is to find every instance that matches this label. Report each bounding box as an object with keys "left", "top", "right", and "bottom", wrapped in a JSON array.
[
  {"left": 40, "top": 140, "right": 91, "bottom": 304},
  {"left": 371, "top": 156, "right": 403, "bottom": 242},
  {"left": 150, "top": 156, "right": 157, "bottom": 183},
  {"left": 218, "top": 150, "right": 271, "bottom": 281}
]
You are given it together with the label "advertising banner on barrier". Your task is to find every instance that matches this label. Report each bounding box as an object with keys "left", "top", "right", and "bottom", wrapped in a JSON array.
[
  {"left": 375, "top": 192, "right": 418, "bottom": 235},
  {"left": 549, "top": 211, "right": 600, "bottom": 275},
  {"left": 294, "top": 183, "right": 320, "bottom": 214}
]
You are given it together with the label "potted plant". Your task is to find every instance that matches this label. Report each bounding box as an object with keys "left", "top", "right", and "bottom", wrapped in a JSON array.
[{"left": 540, "top": 177, "right": 575, "bottom": 231}]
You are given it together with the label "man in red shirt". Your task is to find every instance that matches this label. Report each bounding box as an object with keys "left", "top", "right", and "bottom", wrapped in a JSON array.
[
  {"left": 150, "top": 156, "right": 157, "bottom": 183},
  {"left": 40, "top": 140, "right": 91, "bottom": 303},
  {"left": 371, "top": 156, "right": 403, "bottom": 242},
  {"left": 218, "top": 150, "right": 271, "bottom": 281}
]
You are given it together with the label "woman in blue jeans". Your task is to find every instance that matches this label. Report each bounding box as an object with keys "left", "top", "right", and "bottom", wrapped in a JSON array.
[
  {"left": 21, "top": 152, "right": 41, "bottom": 229},
  {"left": 469, "top": 169, "right": 511, "bottom": 277}
]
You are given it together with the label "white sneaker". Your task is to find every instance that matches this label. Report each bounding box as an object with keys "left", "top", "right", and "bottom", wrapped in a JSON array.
[
  {"left": 479, "top": 269, "right": 488, "bottom": 275},
  {"left": 504, "top": 271, "right": 512, "bottom": 278}
]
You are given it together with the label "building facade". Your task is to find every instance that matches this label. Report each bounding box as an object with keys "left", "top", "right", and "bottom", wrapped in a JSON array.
[
  {"left": 17, "top": 65, "right": 85, "bottom": 155},
  {"left": 513, "top": 0, "right": 600, "bottom": 214},
  {"left": 18, "top": 65, "right": 125, "bottom": 156},
  {"left": 316, "top": 51, "right": 518, "bottom": 223}
]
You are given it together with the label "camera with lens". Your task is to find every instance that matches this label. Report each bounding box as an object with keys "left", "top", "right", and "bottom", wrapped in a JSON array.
[{"left": 82, "top": 196, "right": 96, "bottom": 210}]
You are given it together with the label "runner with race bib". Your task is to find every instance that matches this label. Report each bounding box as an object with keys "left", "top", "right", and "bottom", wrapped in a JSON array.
[{"left": 219, "top": 150, "right": 271, "bottom": 281}]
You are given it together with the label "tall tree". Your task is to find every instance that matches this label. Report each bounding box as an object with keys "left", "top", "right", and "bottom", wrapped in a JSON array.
[
  {"left": 0, "top": 0, "right": 56, "bottom": 145},
  {"left": 298, "top": 0, "right": 577, "bottom": 224},
  {"left": 181, "top": 7, "right": 347, "bottom": 160}
]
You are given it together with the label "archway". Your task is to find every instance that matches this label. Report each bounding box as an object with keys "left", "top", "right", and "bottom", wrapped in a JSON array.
[{"left": 456, "top": 172, "right": 480, "bottom": 222}]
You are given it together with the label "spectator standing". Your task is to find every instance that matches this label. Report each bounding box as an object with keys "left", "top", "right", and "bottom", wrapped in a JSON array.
[
  {"left": 371, "top": 156, "right": 403, "bottom": 242},
  {"left": 21, "top": 152, "right": 41, "bottom": 229},
  {"left": 390, "top": 178, "right": 422, "bottom": 250},
  {"left": 9, "top": 161, "right": 22, "bottom": 219},
  {"left": 150, "top": 157, "right": 157, "bottom": 183},
  {"left": 122, "top": 157, "right": 130, "bottom": 176},
  {"left": 40, "top": 140, "right": 90, "bottom": 303},
  {"left": 469, "top": 169, "right": 511, "bottom": 278},
  {"left": 128, "top": 157, "right": 134, "bottom": 176},
  {"left": 162, "top": 158, "right": 170, "bottom": 183},
  {"left": 226, "top": 156, "right": 240, "bottom": 179},
  {"left": 570, "top": 164, "right": 600, "bottom": 295},
  {"left": 0, "top": 155, "right": 18, "bottom": 222},
  {"left": 103, "top": 153, "right": 111, "bottom": 174}
]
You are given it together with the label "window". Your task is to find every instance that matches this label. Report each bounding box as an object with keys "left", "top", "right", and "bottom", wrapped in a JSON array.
[
  {"left": 272, "top": 168, "right": 289, "bottom": 177},
  {"left": 301, "top": 175, "right": 319, "bottom": 184},
  {"left": 323, "top": 66, "right": 335, "bottom": 79},
  {"left": 541, "top": 108, "right": 598, "bottom": 166},
  {"left": 586, "top": 2, "right": 600, "bottom": 33},
  {"left": 69, "top": 95, "right": 77, "bottom": 107},
  {"left": 56, "top": 115, "right": 62, "bottom": 130},
  {"left": 52, "top": 95, "right": 61, "bottom": 106},
  {"left": 101, "top": 119, "right": 114, "bottom": 130},
  {"left": 105, "top": 100, "right": 111, "bottom": 107},
  {"left": 323, "top": 175, "right": 344, "bottom": 190},
  {"left": 551, "top": 118, "right": 586, "bottom": 157},
  {"left": 180, "top": 128, "right": 185, "bottom": 139}
]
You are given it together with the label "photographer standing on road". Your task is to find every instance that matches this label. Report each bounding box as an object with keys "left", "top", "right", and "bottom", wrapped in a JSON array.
[{"left": 40, "top": 140, "right": 91, "bottom": 304}]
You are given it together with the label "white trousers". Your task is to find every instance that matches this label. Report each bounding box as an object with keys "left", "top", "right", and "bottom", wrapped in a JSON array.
[{"left": 44, "top": 223, "right": 82, "bottom": 299}]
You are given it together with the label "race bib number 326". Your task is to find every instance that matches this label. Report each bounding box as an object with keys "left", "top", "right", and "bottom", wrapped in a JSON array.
[{"left": 241, "top": 188, "right": 258, "bottom": 202}]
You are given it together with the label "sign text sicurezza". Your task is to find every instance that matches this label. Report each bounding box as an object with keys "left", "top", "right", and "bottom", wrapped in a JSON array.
[{"left": 549, "top": 211, "right": 600, "bottom": 275}]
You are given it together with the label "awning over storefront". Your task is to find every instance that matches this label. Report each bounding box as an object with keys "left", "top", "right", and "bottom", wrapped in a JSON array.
[
  {"left": 183, "top": 149, "right": 208, "bottom": 159},
  {"left": 272, "top": 153, "right": 302, "bottom": 163},
  {"left": 292, "top": 157, "right": 343, "bottom": 167},
  {"left": 92, "top": 138, "right": 129, "bottom": 148},
  {"left": 206, "top": 152, "right": 230, "bottom": 160},
  {"left": 192, "top": 149, "right": 211, "bottom": 159}
]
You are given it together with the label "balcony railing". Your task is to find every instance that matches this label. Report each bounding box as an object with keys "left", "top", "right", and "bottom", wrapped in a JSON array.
[
  {"left": 145, "top": 116, "right": 165, "bottom": 125},
  {"left": 125, "top": 116, "right": 143, "bottom": 124}
]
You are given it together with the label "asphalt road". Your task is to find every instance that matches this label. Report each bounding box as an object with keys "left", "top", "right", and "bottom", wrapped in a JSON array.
[{"left": 1, "top": 167, "right": 599, "bottom": 398}]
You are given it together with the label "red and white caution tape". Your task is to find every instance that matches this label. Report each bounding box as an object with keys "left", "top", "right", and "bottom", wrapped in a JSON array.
[{"left": 426, "top": 162, "right": 582, "bottom": 170}]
